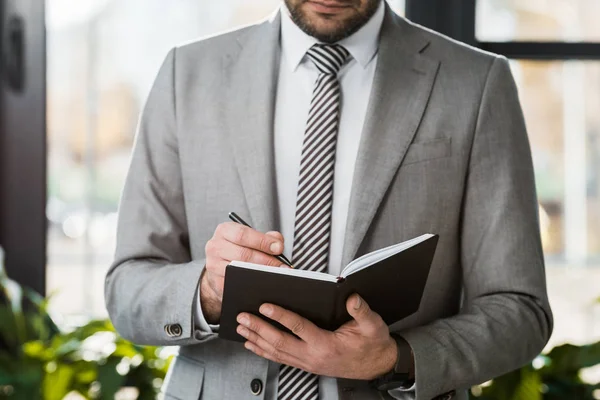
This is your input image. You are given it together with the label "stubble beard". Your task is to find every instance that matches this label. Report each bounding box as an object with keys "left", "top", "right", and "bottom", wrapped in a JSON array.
[{"left": 286, "top": 0, "right": 381, "bottom": 43}]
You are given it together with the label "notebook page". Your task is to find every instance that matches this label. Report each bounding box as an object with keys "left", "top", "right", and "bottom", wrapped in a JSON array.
[
  {"left": 229, "top": 261, "right": 338, "bottom": 283},
  {"left": 340, "top": 234, "right": 434, "bottom": 278}
]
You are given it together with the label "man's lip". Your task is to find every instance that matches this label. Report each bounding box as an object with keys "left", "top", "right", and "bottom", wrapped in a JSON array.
[
  {"left": 308, "top": 0, "right": 349, "bottom": 7},
  {"left": 306, "top": 0, "right": 352, "bottom": 10}
]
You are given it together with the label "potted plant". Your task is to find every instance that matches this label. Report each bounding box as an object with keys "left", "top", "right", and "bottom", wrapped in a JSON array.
[{"left": 0, "top": 247, "right": 172, "bottom": 399}]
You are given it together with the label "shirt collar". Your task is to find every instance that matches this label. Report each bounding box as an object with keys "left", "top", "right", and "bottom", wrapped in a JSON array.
[{"left": 280, "top": 0, "right": 385, "bottom": 72}]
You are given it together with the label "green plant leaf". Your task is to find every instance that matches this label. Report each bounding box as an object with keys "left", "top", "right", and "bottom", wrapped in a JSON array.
[
  {"left": 577, "top": 341, "right": 600, "bottom": 369},
  {"left": 0, "top": 359, "right": 44, "bottom": 397},
  {"left": 73, "top": 361, "right": 97, "bottom": 385},
  {"left": 126, "top": 364, "right": 159, "bottom": 400},
  {"left": 22, "top": 288, "right": 60, "bottom": 341},
  {"left": 478, "top": 366, "right": 542, "bottom": 400},
  {"left": 543, "top": 341, "right": 600, "bottom": 377},
  {"left": 43, "top": 363, "right": 75, "bottom": 400},
  {"left": 112, "top": 340, "right": 140, "bottom": 359},
  {"left": 22, "top": 340, "right": 49, "bottom": 360},
  {"left": 72, "top": 320, "right": 116, "bottom": 340},
  {"left": 0, "top": 306, "right": 19, "bottom": 350},
  {"left": 0, "top": 350, "right": 16, "bottom": 373},
  {"left": 0, "top": 278, "right": 59, "bottom": 356},
  {"left": 97, "top": 358, "right": 126, "bottom": 400},
  {"left": 511, "top": 367, "right": 542, "bottom": 400},
  {"left": 53, "top": 338, "right": 84, "bottom": 358},
  {"left": 542, "top": 378, "right": 594, "bottom": 400},
  {"left": 0, "top": 276, "right": 22, "bottom": 315},
  {"left": 0, "top": 279, "right": 28, "bottom": 346}
]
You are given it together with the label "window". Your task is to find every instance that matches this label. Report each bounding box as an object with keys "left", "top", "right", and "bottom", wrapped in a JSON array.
[
  {"left": 387, "top": 0, "right": 405, "bottom": 15},
  {"left": 476, "top": 0, "right": 600, "bottom": 42},
  {"left": 509, "top": 60, "right": 600, "bottom": 260}
]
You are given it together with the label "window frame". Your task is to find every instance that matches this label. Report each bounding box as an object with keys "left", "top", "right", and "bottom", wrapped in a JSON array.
[
  {"left": 405, "top": 0, "right": 600, "bottom": 60},
  {"left": 0, "top": 0, "right": 47, "bottom": 294}
]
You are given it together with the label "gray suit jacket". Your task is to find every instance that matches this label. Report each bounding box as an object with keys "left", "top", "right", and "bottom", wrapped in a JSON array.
[{"left": 105, "top": 6, "right": 553, "bottom": 400}]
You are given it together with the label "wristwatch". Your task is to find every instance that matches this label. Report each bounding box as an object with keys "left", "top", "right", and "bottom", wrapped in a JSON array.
[{"left": 371, "top": 334, "right": 415, "bottom": 391}]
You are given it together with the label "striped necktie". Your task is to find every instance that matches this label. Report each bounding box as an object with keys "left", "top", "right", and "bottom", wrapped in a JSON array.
[{"left": 277, "top": 43, "right": 350, "bottom": 400}]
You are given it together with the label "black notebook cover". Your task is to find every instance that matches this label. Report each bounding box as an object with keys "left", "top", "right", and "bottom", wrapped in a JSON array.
[{"left": 219, "top": 234, "right": 438, "bottom": 342}]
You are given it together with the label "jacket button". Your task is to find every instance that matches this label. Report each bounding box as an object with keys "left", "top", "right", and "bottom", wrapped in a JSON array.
[
  {"left": 164, "top": 323, "right": 182, "bottom": 337},
  {"left": 250, "top": 378, "right": 263, "bottom": 396}
]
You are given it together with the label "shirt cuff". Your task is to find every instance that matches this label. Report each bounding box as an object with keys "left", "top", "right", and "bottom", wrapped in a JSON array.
[
  {"left": 388, "top": 382, "right": 416, "bottom": 394},
  {"left": 194, "top": 286, "right": 220, "bottom": 333},
  {"left": 387, "top": 382, "right": 416, "bottom": 400}
]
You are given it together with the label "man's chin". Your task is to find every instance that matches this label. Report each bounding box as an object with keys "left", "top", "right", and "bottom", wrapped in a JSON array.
[
  {"left": 289, "top": 1, "right": 374, "bottom": 43},
  {"left": 299, "top": 16, "right": 349, "bottom": 41},
  {"left": 309, "top": 22, "right": 344, "bottom": 35},
  {"left": 306, "top": 27, "right": 347, "bottom": 43}
]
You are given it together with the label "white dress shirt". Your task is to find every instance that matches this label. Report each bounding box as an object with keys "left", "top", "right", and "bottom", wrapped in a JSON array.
[
  {"left": 196, "top": 3, "right": 411, "bottom": 399},
  {"left": 271, "top": 3, "right": 387, "bottom": 399},
  {"left": 275, "top": 2, "right": 383, "bottom": 278}
]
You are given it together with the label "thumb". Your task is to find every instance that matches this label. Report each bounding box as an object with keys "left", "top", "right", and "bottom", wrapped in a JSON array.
[{"left": 346, "top": 294, "right": 378, "bottom": 329}]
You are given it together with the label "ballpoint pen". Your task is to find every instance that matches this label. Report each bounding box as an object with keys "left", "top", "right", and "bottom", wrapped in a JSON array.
[{"left": 228, "top": 211, "right": 295, "bottom": 268}]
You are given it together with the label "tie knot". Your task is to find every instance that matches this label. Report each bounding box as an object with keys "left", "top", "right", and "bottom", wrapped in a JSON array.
[{"left": 306, "top": 44, "right": 350, "bottom": 75}]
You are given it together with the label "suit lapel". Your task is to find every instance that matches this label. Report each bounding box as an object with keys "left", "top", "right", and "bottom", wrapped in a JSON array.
[
  {"left": 225, "top": 12, "right": 281, "bottom": 232},
  {"left": 341, "top": 11, "right": 440, "bottom": 266}
]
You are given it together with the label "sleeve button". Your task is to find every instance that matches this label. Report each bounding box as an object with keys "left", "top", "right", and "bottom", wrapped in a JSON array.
[
  {"left": 164, "top": 324, "right": 182, "bottom": 337},
  {"left": 250, "top": 378, "right": 263, "bottom": 396}
]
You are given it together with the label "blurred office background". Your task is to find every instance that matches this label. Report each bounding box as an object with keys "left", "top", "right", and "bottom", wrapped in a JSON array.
[{"left": 1, "top": 0, "right": 600, "bottom": 398}]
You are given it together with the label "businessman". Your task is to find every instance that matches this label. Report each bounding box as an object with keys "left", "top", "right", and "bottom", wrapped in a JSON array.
[{"left": 105, "top": 0, "right": 553, "bottom": 399}]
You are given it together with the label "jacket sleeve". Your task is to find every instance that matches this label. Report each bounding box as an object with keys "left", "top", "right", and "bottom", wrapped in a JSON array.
[
  {"left": 104, "top": 48, "right": 218, "bottom": 346},
  {"left": 398, "top": 56, "right": 553, "bottom": 399}
]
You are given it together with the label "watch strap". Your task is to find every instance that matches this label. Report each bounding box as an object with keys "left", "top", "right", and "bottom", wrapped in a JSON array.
[
  {"left": 391, "top": 333, "right": 414, "bottom": 379},
  {"left": 370, "top": 334, "right": 415, "bottom": 391}
]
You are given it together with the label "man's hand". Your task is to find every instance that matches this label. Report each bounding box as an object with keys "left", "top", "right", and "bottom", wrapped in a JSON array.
[
  {"left": 236, "top": 294, "right": 398, "bottom": 380},
  {"left": 201, "top": 222, "right": 287, "bottom": 324}
]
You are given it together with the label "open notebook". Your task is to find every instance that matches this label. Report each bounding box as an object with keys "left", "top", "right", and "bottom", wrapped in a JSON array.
[{"left": 219, "top": 234, "right": 438, "bottom": 342}]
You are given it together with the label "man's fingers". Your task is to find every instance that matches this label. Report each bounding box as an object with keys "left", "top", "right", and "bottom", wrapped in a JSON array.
[
  {"left": 259, "top": 303, "right": 323, "bottom": 342},
  {"left": 237, "top": 312, "right": 304, "bottom": 354},
  {"left": 346, "top": 294, "right": 382, "bottom": 334},
  {"left": 243, "top": 341, "right": 307, "bottom": 372},
  {"left": 216, "top": 242, "right": 282, "bottom": 267},
  {"left": 218, "top": 222, "right": 283, "bottom": 255},
  {"left": 237, "top": 325, "right": 306, "bottom": 369}
]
